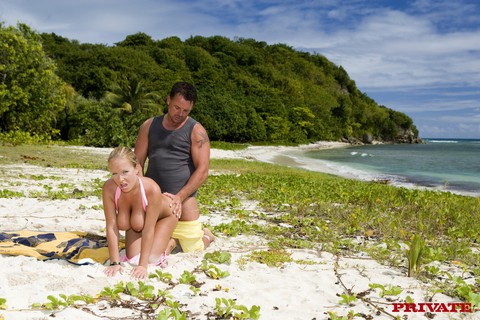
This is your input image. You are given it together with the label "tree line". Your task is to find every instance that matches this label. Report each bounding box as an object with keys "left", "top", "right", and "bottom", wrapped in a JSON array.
[{"left": 1, "top": 22, "right": 419, "bottom": 147}]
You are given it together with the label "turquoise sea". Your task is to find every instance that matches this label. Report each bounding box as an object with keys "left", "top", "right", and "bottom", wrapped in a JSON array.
[{"left": 293, "top": 139, "right": 480, "bottom": 197}]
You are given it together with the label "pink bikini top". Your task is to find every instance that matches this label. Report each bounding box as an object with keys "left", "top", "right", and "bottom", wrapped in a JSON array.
[{"left": 114, "top": 177, "right": 148, "bottom": 212}]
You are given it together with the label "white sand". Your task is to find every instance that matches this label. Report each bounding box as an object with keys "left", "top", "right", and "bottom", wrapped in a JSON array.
[
  {"left": 210, "top": 141, "right": 353, "bottom": 175},
  {"left": 0, "top": 145, "right": 477, "bottom": 319}
]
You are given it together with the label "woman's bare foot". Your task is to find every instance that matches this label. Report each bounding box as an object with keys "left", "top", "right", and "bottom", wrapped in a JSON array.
[{"left": 202, "top": 228, "right": 215, "bottom": 249}]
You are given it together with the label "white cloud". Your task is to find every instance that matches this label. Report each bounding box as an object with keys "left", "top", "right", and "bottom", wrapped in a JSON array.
[{"left": 1, "top": 0, "right": 479, "bottom": 138}]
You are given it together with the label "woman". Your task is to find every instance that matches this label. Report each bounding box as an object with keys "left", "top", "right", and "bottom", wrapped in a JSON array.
[{"left": 102, "top": 147, "right": 177, "bottom": 279}]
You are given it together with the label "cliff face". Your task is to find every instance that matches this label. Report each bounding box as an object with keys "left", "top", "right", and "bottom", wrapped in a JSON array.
[
  {"left": 394, "top": 128, "right": 423, "bottom": 144},
  {"left": 344, "top": 129, "right": 423, "bottom": 145}
]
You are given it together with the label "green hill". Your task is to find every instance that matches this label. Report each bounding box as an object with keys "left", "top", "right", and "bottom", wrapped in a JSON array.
[{"left": 1, "top": 24, "right": 420, "bottom": 147}]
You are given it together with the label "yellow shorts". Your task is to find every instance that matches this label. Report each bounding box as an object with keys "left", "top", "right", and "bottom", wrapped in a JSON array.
[{"left": 172, "top": 220, "right": 205, "bottom": 253}]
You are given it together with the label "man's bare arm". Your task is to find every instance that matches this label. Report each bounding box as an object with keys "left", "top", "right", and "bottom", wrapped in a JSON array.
[{"left": 134, "top": 118, "right": 153, "bottom": 176}]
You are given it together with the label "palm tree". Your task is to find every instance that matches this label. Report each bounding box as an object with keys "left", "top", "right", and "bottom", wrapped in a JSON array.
[{"left": 104, "top": 78, "right": 162, "bottom": 115}]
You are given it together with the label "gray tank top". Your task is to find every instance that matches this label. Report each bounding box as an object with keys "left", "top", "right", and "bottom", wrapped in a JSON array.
[{"left": 145, "top": 115, "right": 198, "bottom": 196}]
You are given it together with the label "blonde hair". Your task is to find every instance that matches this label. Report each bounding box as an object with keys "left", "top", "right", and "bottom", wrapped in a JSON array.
[{"left": 108, "top": 146, "right": 138, "bottom": 167}]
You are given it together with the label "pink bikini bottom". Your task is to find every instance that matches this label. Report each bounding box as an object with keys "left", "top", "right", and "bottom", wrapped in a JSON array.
[{"left": 121, "top": 251, "right": 168, "bottom": 268}]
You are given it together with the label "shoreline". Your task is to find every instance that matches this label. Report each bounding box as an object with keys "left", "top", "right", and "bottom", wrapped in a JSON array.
[
  {"left": 210, "top": 141, "right": 356, "bottom": 179},
  {"left": 211, "top": 141, "right": 479, "bottom": 197}
]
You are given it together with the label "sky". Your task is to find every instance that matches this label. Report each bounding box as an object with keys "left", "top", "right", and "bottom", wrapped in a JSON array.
[{"left": 1, "top": 0, "right": 479, "bottom": 139}]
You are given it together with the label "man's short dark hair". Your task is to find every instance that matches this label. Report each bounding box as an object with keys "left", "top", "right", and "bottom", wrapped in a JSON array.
[{"left": 169, "top": 82, "right": 197, "bottom": 105}]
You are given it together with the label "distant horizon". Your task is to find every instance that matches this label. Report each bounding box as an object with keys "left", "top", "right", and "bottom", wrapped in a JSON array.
[{"left": 422, "top": 137, "right": 480, "bottom": 140}]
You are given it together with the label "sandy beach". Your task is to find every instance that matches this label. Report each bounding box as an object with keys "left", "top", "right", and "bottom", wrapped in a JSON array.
[
  {"left": 0, "top": 144, "right": 477, "bottom": 320},
  {"left": 210, "top": 141, "right": 354, "bottom": 176}
]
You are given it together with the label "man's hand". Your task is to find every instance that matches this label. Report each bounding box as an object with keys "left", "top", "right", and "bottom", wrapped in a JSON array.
[{"left": 164, "top": 192, "right": 182, "bottom": 219}]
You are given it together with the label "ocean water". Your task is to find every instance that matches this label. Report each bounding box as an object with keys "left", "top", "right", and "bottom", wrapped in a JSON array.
[{"left": 293, "top": 139, "right": 480, "bottom": 197}]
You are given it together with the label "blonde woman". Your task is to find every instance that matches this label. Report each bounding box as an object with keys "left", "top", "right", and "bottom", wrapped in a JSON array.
[{"left": 102, "top": 147, "right": 177, "bottom": 279}]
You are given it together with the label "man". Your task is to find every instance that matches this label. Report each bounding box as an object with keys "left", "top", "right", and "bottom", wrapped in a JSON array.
[{"left": 134, "top": 82, "right": 215, "bottom": 252}]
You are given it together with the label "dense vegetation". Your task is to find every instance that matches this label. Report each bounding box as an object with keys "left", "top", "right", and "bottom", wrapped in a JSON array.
[{"left": 1, "top": 22, "right": 419, "bottom": 147}]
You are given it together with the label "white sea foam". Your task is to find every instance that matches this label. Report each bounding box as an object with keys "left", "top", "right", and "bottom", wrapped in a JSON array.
[{"left": 428, "top": 140, "right": 458, "bottom": 143}]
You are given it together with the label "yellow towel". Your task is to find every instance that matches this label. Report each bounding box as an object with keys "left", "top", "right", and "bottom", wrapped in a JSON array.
[{"left": 0, "top": 230, "right": 123, "bottom": 265}]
